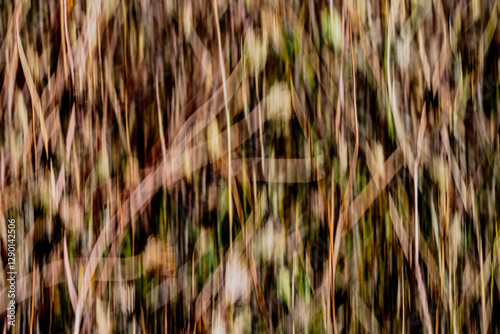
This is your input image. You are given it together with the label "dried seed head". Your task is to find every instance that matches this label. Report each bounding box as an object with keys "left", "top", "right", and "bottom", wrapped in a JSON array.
[
  {"left": 213, "top": 312, "right": 227, "bottom": 334},
  {"left": 97, "top": 149, "right": 110, "bottom": 182},
  {"left": 430, "top": 156, "right": 450, "bottom": 193},
  {"left": 374, "top": 141, "right": 385, "bottom": 178},
  {"left": 16, "top": 90, "right": 28, "bottom": 134},
  {"left": 207, "top": 119, "right": 221, "bottom": 159},
  {"left": 60, "top": 197, "right": 84, "bottom": 232},
  {"left": 277, "top": 266, "right": 291, "bottom": 308},
  {"left": 448, "top": 214, "right": 463, "bottom": 264},
  {"left": 266, "top": 83, "right": 291, "bottom": 120},
  {"left": 396, "top": 39, "right": 411, "bottom": 71},
  {"left": 258, "top": 219, "right": 286, "bottom": 264},
  {"left": 244, "top": 29, "right": 268, "bottom": 75},
  {"left": 183, "top": 144, "right": 192, "bottom": 183},
  {"left": 182, "top": 3, "right": 193, "bottom": 38},
  {"left": 225, "top": 254, "right": 251, "bottom": 305},
  {"left": 143, "top": 236, "right": 175, "bottom": 274},
  {"left": 321, "top": 7, "right": 342, "bottom": 51},
  {"left": 96, "top": 299, "right": 112, "bottom": 334},
  {"left": 261, "top": 9, "right": 281, "bottom": 54},
  {"left": 339, "top": 137, "right": 348, "bottom": 176},
  {"left": 114, "top": 283, "right": 135, "bottom": 315}
]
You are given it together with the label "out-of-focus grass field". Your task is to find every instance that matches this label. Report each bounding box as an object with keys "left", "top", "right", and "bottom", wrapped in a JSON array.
[{"left": 1, "top": 0, "right": 500, "bottom": 332}]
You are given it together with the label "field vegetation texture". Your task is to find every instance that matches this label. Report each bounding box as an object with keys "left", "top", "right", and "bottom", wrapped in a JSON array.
[{"left": 1, "top": 0, "right": 500, "bottom": 332}]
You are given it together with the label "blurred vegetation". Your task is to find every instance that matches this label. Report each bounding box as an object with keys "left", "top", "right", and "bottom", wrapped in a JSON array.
[{"left": 0, "top": 0, "right": 500, "bottom": 333}]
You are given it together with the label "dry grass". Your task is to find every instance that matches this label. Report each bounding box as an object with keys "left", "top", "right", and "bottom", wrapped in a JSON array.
[{"left": 0, "top": 0, "right": 500, "bottom": 332}]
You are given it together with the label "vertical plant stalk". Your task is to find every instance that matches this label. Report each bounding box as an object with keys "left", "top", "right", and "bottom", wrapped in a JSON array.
[
  {"left": 33, "top": 105, "right": 37, "bottom": 179},
  {"left": 231, "top": 176, "right": 270, "bottom": 332},
  {"left": 212, "top": 0, "right": 233, "bottom": 258},
  {"left": 63, "top": 234, "right": 78, "bottom": 312},
  {"left": 156, "top": 73, "right": 169, "bottom": 213},
  {"left": 256, "top": 74, "right": 266, "bottom": 176},
  {"left": 329, "top": 163, "right": 335, "bottom": 332},
  {"left": 472, "top": 188, "right": 487, "bottom": 334},
  {"left": 332, "top": 16, "right": 359, "bottom": 334},
  {"left": 64, "top": 0, "right": 75, "bottom": 85},
  {"left": 30, "top": 256, "right": 35, "bottom": 334},
  {"left": 414, "top": 107, "right": 433, "bottom": 334},
  {"left": 17, "top": 20, "right": 49, "bottom": 157},
  {"left": 330, "top": 2, "right": 345, "bottom": 332}
]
